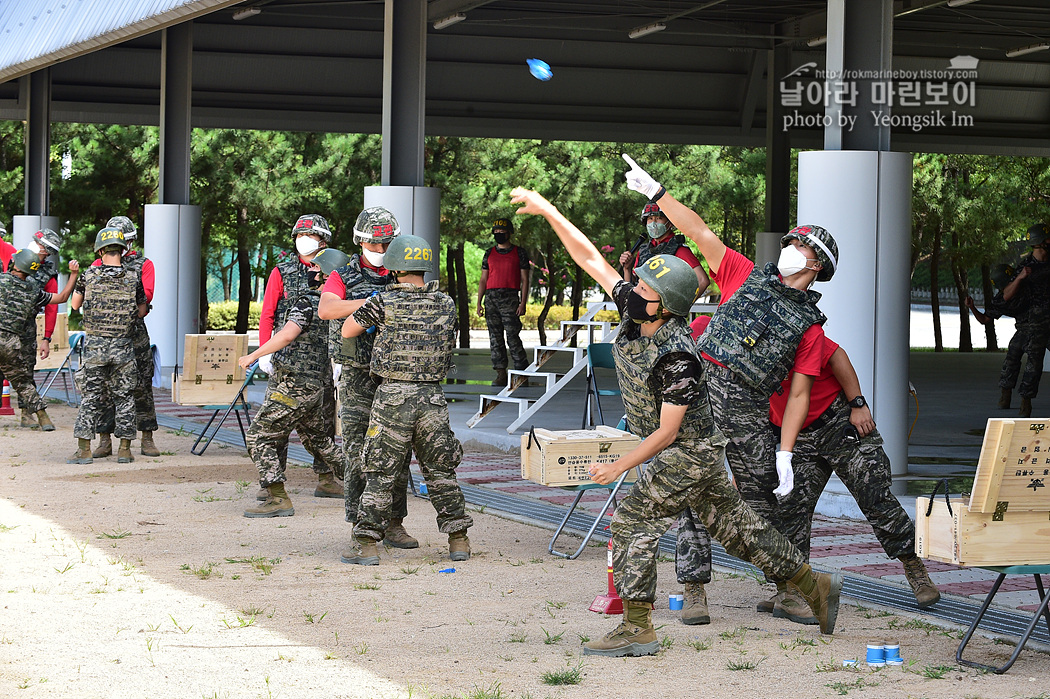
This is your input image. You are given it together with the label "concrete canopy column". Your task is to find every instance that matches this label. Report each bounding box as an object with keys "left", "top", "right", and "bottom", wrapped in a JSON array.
[
  {"left": 23, "top": 69, "right": 50, "bottom": 217},
  {"left": 765, "top": 44, "right": 791, "bottom": 235}
]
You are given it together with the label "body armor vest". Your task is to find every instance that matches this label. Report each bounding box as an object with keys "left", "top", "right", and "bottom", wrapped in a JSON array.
[
  {"left": 696, "top": 262, "right": 826, "bottom": 396},
  {"left": 636, "top": 234, "right": 688, "bottom": 267},
  {"left": 612, "top": 316, "right": 714, "bottom": 440},
  {"left": 0, "top": 273, "right": 42, "bottom": 339},
  {"left": 273, "top": 291, "right": 329, "bottom": 378},
  {"left": 21, "top": 257, "right": 56, "bottom": 339},
  {"left": 81, "top": 265, "right": 139, "bottom": 338},
  {"left": 122, "top": 250, "right": 149, "bottom": 332},
  {"left": 273, "top": 256, "right": 313, "bottom": 329},
  {"left": 370, "top": 281, "right": 455, "bottom": 382},
  {"left": 329, "top": 255, "right": 390, "bottom": 367}
]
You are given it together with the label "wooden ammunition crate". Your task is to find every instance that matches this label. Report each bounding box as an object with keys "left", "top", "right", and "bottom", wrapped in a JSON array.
[
  {"left": 34, "top": 313, "right": 71, "bottom": 371},
  {"left": 172, "top": 334, "right": 248, "bottom": 406},
  {"left": 916, "top": 418, "right": 1050, "bottom": 567},
  {"left": 520, "top": 426, "right": 641, "bottom": 487}
]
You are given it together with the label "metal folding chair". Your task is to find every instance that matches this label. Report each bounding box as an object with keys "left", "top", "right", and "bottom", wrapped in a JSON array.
[
  {"left": 582, "top": 342, "right": 620, "bottom": 428},
  {"left": 191, "top": 364, "right": 257, "bottom": 456},
  {"left": 39, "top": 332, "right": 84, "bottom": 407}
]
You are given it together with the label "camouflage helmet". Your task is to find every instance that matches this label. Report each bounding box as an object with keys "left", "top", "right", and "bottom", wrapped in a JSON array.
[
  {"left": 291, "top": 214, "right": 332, "bottom": 244},
  {"left": 34, "top": 228, "right": 62, "bottom": 252},
  {"left": 492, "top": 217, "right": 514, "bottom": 235},
  {"left": 12, "top": 248, "right": 42, "bottom": 275},
  {"left": 107, "top": 215, "right": 137, "bottom": 241},
  {"left": 93, "top": 226, "right": 128, "bottom": 253},
  {"left": 633, "top": 254, "right": 700, "bottom": 317},
  {"left": 781, "top": 224, "right": 838, "bottom": 282},
  {"left": 1026, "top": 222, "right": 1050, "bottom": 247},
  {"left": 313, "top": 248, "right": 351, "bottom": 275},
  {"left": 385, "top": 234, "right": 434, "bottom": 274},
  {"left": 353, "top": 207, "right": 400, "bottom": 245}
]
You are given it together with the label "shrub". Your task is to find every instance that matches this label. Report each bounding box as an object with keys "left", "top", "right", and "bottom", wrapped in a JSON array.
[{"left": 207, "top": 301, "right": 262, "bottom": 331}]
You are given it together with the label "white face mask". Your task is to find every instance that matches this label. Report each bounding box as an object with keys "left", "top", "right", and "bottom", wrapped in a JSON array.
[
  {"left": 777, "top": 245, "right": 813, "bottom": 278},
  {"left": 295, "top": 236, "right": 320, "bottom": 256},
  {"left": 28, "top": 241, "right": 44, "bottom": 255},
  {"left": 362, "top": 249, "right": 386, "bottom": 268}
]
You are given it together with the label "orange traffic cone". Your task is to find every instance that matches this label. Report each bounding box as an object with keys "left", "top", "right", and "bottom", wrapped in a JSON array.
[
  {"left": 588, "top": 536, "right": 623, "bottom": 615},
  {"left": 0, "top": 380, "right": 14, "bottom": 416}
]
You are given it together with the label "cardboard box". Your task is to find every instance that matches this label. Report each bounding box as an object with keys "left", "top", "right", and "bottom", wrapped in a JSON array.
[
  {"left": 520, "top": 426, "right": 641, "bottom": 487},
  {"left": 172, "top": 334, "right": 249, "bottom": 406},
  {"left": 916, "top": 418, "right": 1050, "bottom": 567}
]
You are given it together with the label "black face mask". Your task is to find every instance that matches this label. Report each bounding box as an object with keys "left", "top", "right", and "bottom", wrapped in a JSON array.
[
  {"left": 493, "top": 231, "right": 510, "bottom": 245},
  {"left": 307, "top": 270, "right": 323, "bottom": 289},
  {"left": 626, "top": 289, "right": 661, "bottom": 324}
]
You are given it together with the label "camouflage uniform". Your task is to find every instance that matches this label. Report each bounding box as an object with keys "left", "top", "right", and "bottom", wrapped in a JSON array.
[
  {"left": 0, "top": 273, "right": 51, "bottom": 415},
  {"left": 73, "top": 266, "right": 146, "bottom": 440},
  {"left": 352, "top": 281, "right": 472, "bottom": 542},
  {"left": 776, "top": 394, "right": 915, "bottom": 560},
  {"left": 1011, "top": 255, "right": 1050, "bottom": 399},
  {"left": 674, "top": 507, "right": 712, "bottom": 585},
  {"left": 95, "top": 251, "right": 158, "bottom": 433},
  {"left": 245, "top": 291, "right": 343, "bottom": 487},
  {"left": 328, "top": 254, "right": 410, "bottom": 523},
  {"left": 19, "top": 257, "right": 57, "bottom": 381},
  {"left": 607, "top": 282, "right": 805, "bottom": 604}
]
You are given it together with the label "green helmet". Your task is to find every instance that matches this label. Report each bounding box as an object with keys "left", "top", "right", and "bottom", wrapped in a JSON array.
[
  {"left": 93, "top": 226, "right": 127, "bottom": 253},
  {"left": 1026, "top": 222, "right": 1050, "bottom": 247},
  {"left": 107, "top": 215, "right": 137, "bottom": 241},
  {"left": 313, "top": 248, "right": 351, "bottom": 274},
  {"left": 991, "top": 263, "right": 1016, "bottom": 290},
  {"left": 12, "top": 248, "right": 42, "bottom": 275},
  {"left": 385, "top": 234, "right": 434, "bottom": 273},
  {"left": 353, "top": 207, "right": 400, "bottom": 244},
  {"left": 781, "top": 224, "right": 838, "bottom": 282},
  {"left": 633, "top": 254, "right": 699, "bottom": 317}
]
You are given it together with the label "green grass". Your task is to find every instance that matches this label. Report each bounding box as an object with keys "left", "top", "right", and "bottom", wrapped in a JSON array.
[
  {"left": 726, "top": 658, "right": 762, "bottom": 671},
  {"left": 826, "top": 677, "right": 880, "bottom": 695},
  {"left": 541, "top": 664, "right": 582, "bottom": 686}
]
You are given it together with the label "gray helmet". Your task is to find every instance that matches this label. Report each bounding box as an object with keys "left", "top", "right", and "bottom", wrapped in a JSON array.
[
  {"left": 633, "top": 254, "right": 699, "bottom": 317},
  {"left": 292, "top": 214, "right": 332, "bottom": 244},
  {"left": 1027, "top": 223, "right": 1050, "bottom": 247},
  {"left": 313, "top": 248, "right": 351, "bottom": 275},
  {"left": 12, "top": 248, "right": 42, "bottom": 275},
  {"left": 93, "top": 226, "right": 127, "bottom": 253},
  {"left": 107, "top": 215, "right": 137, "bottom": 241},
  {"left": 353, "top": 207, "right": 400, "bottom": 244},
  {"left": 385, "top": 234, "right": 434, "bottom": 273},
  {"left": 33, "top": 228, "right": 62, "bottom": 252},
  {"left": 781, "top": 224, "right": 838, "bottom": 282}
]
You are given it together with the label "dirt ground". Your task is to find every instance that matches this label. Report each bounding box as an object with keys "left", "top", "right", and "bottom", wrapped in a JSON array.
[{"left": 1, "top": 402, "right": 1048, "bottom": 699}]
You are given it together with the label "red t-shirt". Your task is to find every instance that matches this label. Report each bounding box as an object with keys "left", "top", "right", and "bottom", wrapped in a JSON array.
[
  {"left": 689, "top": 314, "right": 711, "bottom": 340},
  {"left": 769, "top": 337, "right": 842, "bottom": 428},
  {"left": 320, "top": 258, "right": 390, "bottom": 301},
  {"left": 0, "top": 240, "right": 14, "bottom": 272},
  {"left": 701, "top": 247, "right": 824, "bottom": 378}
]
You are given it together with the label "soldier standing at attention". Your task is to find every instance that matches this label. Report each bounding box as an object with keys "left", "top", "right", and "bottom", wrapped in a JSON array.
[
  {"left": 316, "top": 208, "right": 418, "bottom": 550},
  {"left": 68, "top": 227, "right": 149, "bottom": 464},
  {"left": 341, "top": 235, "right": 472, "bottom": 566},
  {"left": 90, "top": 215, "right": 161, "bottom": 458},
  {"left": 510, "top": 186, "right": 842, "bottom": 659},
  {"left": 0, "top": 249, "right": 79, "bottom": 430},
  {"left": 619, "top": 201, "right": 709, "bottom": 293},
  {"left": 256, "top": 214, "right": 342, "bottom": 498},
  {"left": 0, "top": 222, "right": 13, "bottom": 394},
  {"left": 237, "top": 254, "right": 346, "bottom": 518},
  {"left": 477, "top": 218, "right": 530, "bottom": 386},
  {"left": 19, "top": 229, "right": 62, "bottom": 428}
]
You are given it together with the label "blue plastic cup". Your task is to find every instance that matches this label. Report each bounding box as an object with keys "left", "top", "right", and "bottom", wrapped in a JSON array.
[
  {"left": 866, "top": 643, "right": 886, "bottom": 667},
  {"left": 669, "top": 594, "right": 684, "bottom": 611},
  {"left": 884, "top": 642, "right": 902, "bottom": 665},
  {"left": 419, "top": 482, "right": 428, "bottom": 495}
]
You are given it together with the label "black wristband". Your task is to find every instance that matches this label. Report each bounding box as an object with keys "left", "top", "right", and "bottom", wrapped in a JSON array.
[
  {"left": 43, "top": 337, "right": 51, "bottom": 342},
  {"left": 650, "top": 186, "right": 666, "bottom": 202}
]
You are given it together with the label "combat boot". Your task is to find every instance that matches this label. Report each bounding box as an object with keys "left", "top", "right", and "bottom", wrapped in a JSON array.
[
  {"left": 140, "top": 431, "right": 161, "bottom": 457},
  {"left": 788, "top": 563, "right": 843, "bottom": 635},
  {"left": 67, "top": 439, "right": 93, "bottom": 464},
  {"left": 314, "top": 472, "right": 342, "bottom": 498},
  {"left": 117, "top": 439, "right": 135, "bottom": 464},
  {"left": 244, "top": 483, "right": 294, "bottom": 518},
  {"left": 341, "top": 537, "right": 380, "bottom": 565},
  {"left": 92, "top": 433, "right": 113, "bottom": 459},
  {"left": 1020, "top": 397, "right": 1033, "bottom": 418},
  {"left": 383, "top": 518, "right": 420, "bottom": 549},
  {"left": 773, "top": 584, "right": 818, "bottom": 625},
  {"left": 899, "top": 554, "right": 941, "bottom": 609},
  {"left": 256, "top": 487, "right": 269, "bottom": 501},
  {"left": 492, "top": 369, "right": 508, "bottom": 387},
  {"left": 583, "top": 601, "right": 659, "bottom": 657},
  {"left": 757, "top": 582, "right": 787, "bottom": 614},
  {"left": 448, "top": 530, "right": 471, "bottom": 561},
  {"left": 998, "top": 388, "right": 1012, "bottom": 409},
  {"left": 36, "top": 410, "right": 55, "bottom": 432},
  {"left": 21, "top": 409, "right": 36, "bottom": 429},
  {"left": 681, "top": 582, "right": 710, "bottom": 625}
]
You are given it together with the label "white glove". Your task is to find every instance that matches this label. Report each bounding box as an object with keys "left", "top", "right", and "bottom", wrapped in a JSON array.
[
  {"left": 333, "top": 363, "right": 342, "bottom": 382},
  {"left": 621, "top": 154, "right": 662, "bottom": 199},
  {"left": 257, "top": 353, "right": 274, "bottom": 375},
  {"left": 773, "top": 450, "right": 794, "bottom": 499}
]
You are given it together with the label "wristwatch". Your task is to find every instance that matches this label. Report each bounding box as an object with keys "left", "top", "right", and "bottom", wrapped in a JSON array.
[
  {"left": 848, "top": 395, "right": 867, "bottom": 409},
  {"left": 42, "top": 337, "right": 52, "bottom": 343}
]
